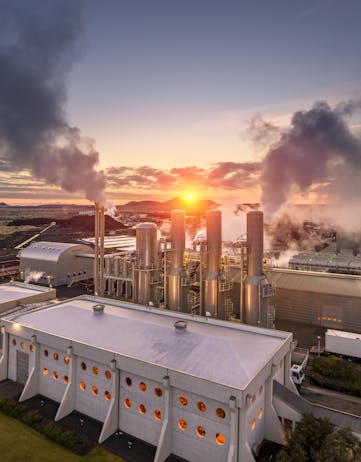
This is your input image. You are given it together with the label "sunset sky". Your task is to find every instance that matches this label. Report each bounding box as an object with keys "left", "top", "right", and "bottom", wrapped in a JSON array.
[{"left": 1, "top": 0, "right": 361, "bottom": 206}]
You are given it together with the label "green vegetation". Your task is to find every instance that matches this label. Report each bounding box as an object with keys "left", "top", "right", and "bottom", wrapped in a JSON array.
[
  {"left": 311, "top": 355, "right": 361, "bottom": 396},
  {"left": 0, "top": 412, "right": 123, "bottom": 462},
  {"left": 277, "top": 413, "right": 361, "bottom": 462}
]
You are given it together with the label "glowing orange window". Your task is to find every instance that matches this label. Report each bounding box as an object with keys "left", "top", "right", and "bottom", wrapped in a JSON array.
[
  {"left": 196, "top": 426, "right": 206, "bottom": 438},
  {"left": 105, "top": 370, "right": 112, "bottom": 379},
  {"left": 42, "top": 368, "right": 48, "bottom": 376},
  {"left": 91, "top": 386, "right": 98, "bottom": 396},
  {"left": 178, "top": 419, "right": 187, "bottom": 430},
  {"left": 258, "top": 408, "right": 264, "bottom": 420},
  {"left": 29, "top": 344, "right": 35, "bottom": 352},
  {"left": 251, "top": 394, "right": 256, "bottom": 406},
  {"left": 104, "top": 391, "right": 111, "bottom": 400},
  {"left": 53, "top": 353, "right": 59, "bottom": 360},
  {"left": 155, "top": 387, "right": 162, "bottom": 397},
  {"left": 20, "top": 342, "right": 26, "bottom": 350},
  {"left": 138, "top": 404, "right": 146, "bottom": 414},
  {"left": 79, "top": 381, "right": 86, "bottom": 391},
  {"left": 52, "top": 371, "right": 58, "bottom": 380},
  {"left": 197, "top": 401, "right": 206, "bottom": 412},
  {"left": 12, "top": 339, "right": 16, "bottom": 346},
  {"left": 215, "top": 433, "right": 225, "bottom": 446},
  {"left": 92, "top": 366, "right": 99, "bottom": 375},
  {"left": 139, "top": 382, "right": 147, "bottom": 392},
  {"left": 251, "top": 418, "right": 256, "bottom": 430},
  {"left": 63, "top": 375, "right": 69, "bottom": 385},
  {"left": 64, "top": 356, "right": 70, "bottom": 364},
  {"left": 179, "top": 395, "right": 188, "bottom": 406},
  {"left": 124, "top": 398, "right": 132, "bottom": 408},
  {"left": 259, "top": 385, "right": 264, "bottom": 396},
  {"left": 216, "top": 408, "right": 225, "bottom": 419},
  {"left": 154, "top": 410, "right": 162, "bottom": 421}
]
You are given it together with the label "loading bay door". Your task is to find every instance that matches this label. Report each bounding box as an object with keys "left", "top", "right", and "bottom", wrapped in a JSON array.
[{"left": 16, "top": 350, "right": 29, "bottom": 384}]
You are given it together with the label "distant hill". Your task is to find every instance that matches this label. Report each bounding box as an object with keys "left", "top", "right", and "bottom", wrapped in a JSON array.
[
  {"left": 119, "top": 197, "right": 217, "bottom": 214},
  {"left": 0, "top": 202, "right": 9, "bottom": 207}
]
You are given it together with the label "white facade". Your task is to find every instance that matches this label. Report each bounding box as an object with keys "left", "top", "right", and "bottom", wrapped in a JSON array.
[
  {"left": 19, "top": 241, "right": 94, "bottom": 286},
  {"left": 0, "top": 296, "right": 295, "bottom": 462}
]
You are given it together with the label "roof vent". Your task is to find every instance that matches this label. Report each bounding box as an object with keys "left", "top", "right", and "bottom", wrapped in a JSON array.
[
  {"left": 174, "top": 320, "right": 188, "bottom": 331},
  {"left": 93, "top": 304, "right": 105, "bottom": 315}
]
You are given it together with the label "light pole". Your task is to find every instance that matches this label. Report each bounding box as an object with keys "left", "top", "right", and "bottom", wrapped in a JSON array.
[{"left": 317, "top": 335, "right": 321, "bottom": 356}]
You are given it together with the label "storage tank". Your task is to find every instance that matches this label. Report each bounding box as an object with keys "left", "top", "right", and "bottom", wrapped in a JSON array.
[
  {"left": 245, "top": 211, "right": 264, "bottom": 326},
  {"left": 134, "top": 222, "right": 158, "bottom": 305},
  {"left": 168, "top": 210, "right": 186, "bottom": 310},
  {"left": 204, "top": 210, "right": 221, "bottom": 317}
]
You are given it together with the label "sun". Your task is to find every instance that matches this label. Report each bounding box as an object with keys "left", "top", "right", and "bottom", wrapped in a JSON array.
[{"left": 183, "top": 191, "right": 196, "bottom": 202}]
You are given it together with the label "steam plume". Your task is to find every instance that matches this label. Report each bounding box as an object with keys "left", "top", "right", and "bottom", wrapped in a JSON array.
[
  {"left": 0, "top": 1, "right": 105, "bottom": 203},
  {"left": 260, "top": 100, "right": 361, "bottom": 218}
]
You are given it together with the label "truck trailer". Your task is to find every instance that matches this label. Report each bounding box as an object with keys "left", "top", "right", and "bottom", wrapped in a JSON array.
[{"left": 325, "top": 329, "right": 361, "bottom": 359}]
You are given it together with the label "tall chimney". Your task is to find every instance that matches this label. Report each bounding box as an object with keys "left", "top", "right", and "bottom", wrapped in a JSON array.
[
  {"left": 204, "top": 210, "right": 222, "bottom": 317},
  {"left": 168, "top": 210, "right": 186, "bottom": 310},
  {"left": 134, "top": 222, "right": 158, "bottom": 305},
  {"left": 94, "top": 203, "right": 105, "bottom": 296},
  {"left": 244, "top": 211, "right": 264, "bottom": 325}
]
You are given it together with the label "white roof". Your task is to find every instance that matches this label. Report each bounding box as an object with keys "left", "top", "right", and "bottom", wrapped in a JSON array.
[
  {"left": 0, "top": 282, "right": 53, "bottom": 304},
  {"left": 326, "top": 329, "right": 361, "bottom": 340},
  {"left": 8, "top": 296, "right": 290, "bottom": 390},
  {"left": 20, "top": 241, "right": 92, "bottom": 262}
]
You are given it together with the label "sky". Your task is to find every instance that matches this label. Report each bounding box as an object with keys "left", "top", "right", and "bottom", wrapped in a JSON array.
[{"left": 1, "top": 0, "right": 361, "bottom": 207}]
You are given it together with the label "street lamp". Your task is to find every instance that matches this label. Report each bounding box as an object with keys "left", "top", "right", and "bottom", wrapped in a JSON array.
[{"left": 317, "top": 336, "right": 321, "bottom": 356}]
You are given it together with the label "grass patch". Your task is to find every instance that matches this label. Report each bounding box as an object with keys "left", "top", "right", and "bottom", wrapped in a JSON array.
[
  {"left": 311, "top": 355, "right": 361, "bottom": 396},
  {"left": 0, "top": 412, "right": 124, "bottom": 462}
]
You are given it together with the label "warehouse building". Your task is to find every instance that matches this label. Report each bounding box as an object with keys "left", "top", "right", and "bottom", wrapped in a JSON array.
[
  {"left": 266, "top": 269, "right": 361, "bottom": 332},
  {"left": 0, "top": 295, "right": 295, "bottom": 462},
  {"left": 19, "top": 241, "right": 94, "bottom": 287}
]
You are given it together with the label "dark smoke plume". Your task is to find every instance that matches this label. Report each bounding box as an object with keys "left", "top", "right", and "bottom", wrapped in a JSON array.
[
  {"left": 260, "top": 100, "right": 361, "bottom": 218},
  {"left": 0, "top": 1, "right": 105, "bottom": 202}
]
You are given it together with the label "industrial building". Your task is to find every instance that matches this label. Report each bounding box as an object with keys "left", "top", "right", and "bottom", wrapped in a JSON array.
[
  {"left": 0, "top": 281, "right": 56, "bottom": 314},
  {"left": 19, "top": 241, "right": 94, "bottom": 287},
  {"left": 266, "top": 268, "right": 361, "bottom": 332},
  {"left": 0, "top": 294, "right": 295, "bottom": 462}
]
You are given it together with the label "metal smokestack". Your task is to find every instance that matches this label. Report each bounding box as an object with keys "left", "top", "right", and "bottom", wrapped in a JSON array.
[
  {"left": 245, "top": 211, "right": 264, "bottom": 325},
  {"left": 168, "top": 210, "right": 186, "bottom": 310},
  {"left": 134, "top": 222, "right": 158, "bottom": 305},
  {"left": 94, "top": 203, "right": 105, "bottom": 296},
  {"left": 204, "top": 210, "right": 222, "bottom": 317}
]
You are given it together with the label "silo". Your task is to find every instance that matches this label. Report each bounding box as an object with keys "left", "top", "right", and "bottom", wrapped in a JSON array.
[
  {"left": 134, "top": 222, "right": 158, "bottom": 305},
  {"left": 245, "top": 211, "right": 264, "bottom": 326},
  {"left": 204, "top": 210, "right": 222, "bottom": 317},
  {"left": 168, "top": 210, "right": 186, "bottom": 310}
]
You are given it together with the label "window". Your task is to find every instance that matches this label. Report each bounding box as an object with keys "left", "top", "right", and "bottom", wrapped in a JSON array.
[
  {"left": 196, "top": 426, "right": 206, "bottom": 438},
  {"left": 123, "top": 398, "right": 132, "bottom": 408},
  {"left": 92, "top": 366, "right": 99, "bottom": 375},
  {"left": 53, "top": 352, "right": 59, "bottom": 360},
  {"left": 154, "top": 410, "right": 162, "bottom": 421},
  {"left": 44, "top": 349, "right": 48, "bottom": 357},
  {"left": 138, "top": 404, "right": 146, "bottom": 414},
  {"left": 258, "top": 408, "right": 263, "bottom": 420},
  {"left": 178, "top": 419, "right": 187, "bottom": 430},
  {"left": 105, "top": 370, "right": 112, "bottom": 379},
  {"left": 52, "top": 371, "right": 58, "bottom": 380},
  {"left": 104, "top": 391, "right": 111, "bottom": 400},
  {"left": 154, "top": 387, "right": 162, "bottom": 397},
  {"left": 197, "top": 401, "right": 206, "bottom": 412},
  {"left": 179, "top": 395, "right": 188, "bottom": 406},
  {"left": 216, "top": 408, "right": 225, "bottom": 419},
  {"left": 64, "top": 356, "right": 70, "bottom": 364},
  {"left": 80, "top": 361, "right": 86, "bottom": 370},
  {"left": 79, "top": 381, "right": 86, "bottom": 391},
  {"left": 251, "top": 418, "right": 256, "bottom": 430},
  {"left": 20, "top": 342, "right": 26, "bottom": 350},
  {"left": 42, "top": 368, "right": 48, "bottom": 376},
  {"left": 12, "top": 339, "right": 16, "bottom": 346},
  {"left": 63, "top": 376, "right": 69, "bottom": 385},
  {"left": 139, "top": 382, "right": 147, "bottom": 392},
  {"left": 251, "top": 394, "right": 256, "bottom": 406},
  {"left": 29, "top": 345, "right": 35, "bottom": 352},
  {"left": 91, "top": 386, "right": 98, "bottom": 396},
  {"left": 259, "top": 385, "right": 263, "bottom": 396},
  {"left": 125, "top": 377, "right": 132, "bottom": 386},
  {"left": 215, "top": 433, "right": 225, "bottom": 446}
]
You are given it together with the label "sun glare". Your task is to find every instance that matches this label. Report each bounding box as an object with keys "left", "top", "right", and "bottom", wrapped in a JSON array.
[{"left": 184, "top": 191, "right": 195, "bottom": 202}]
